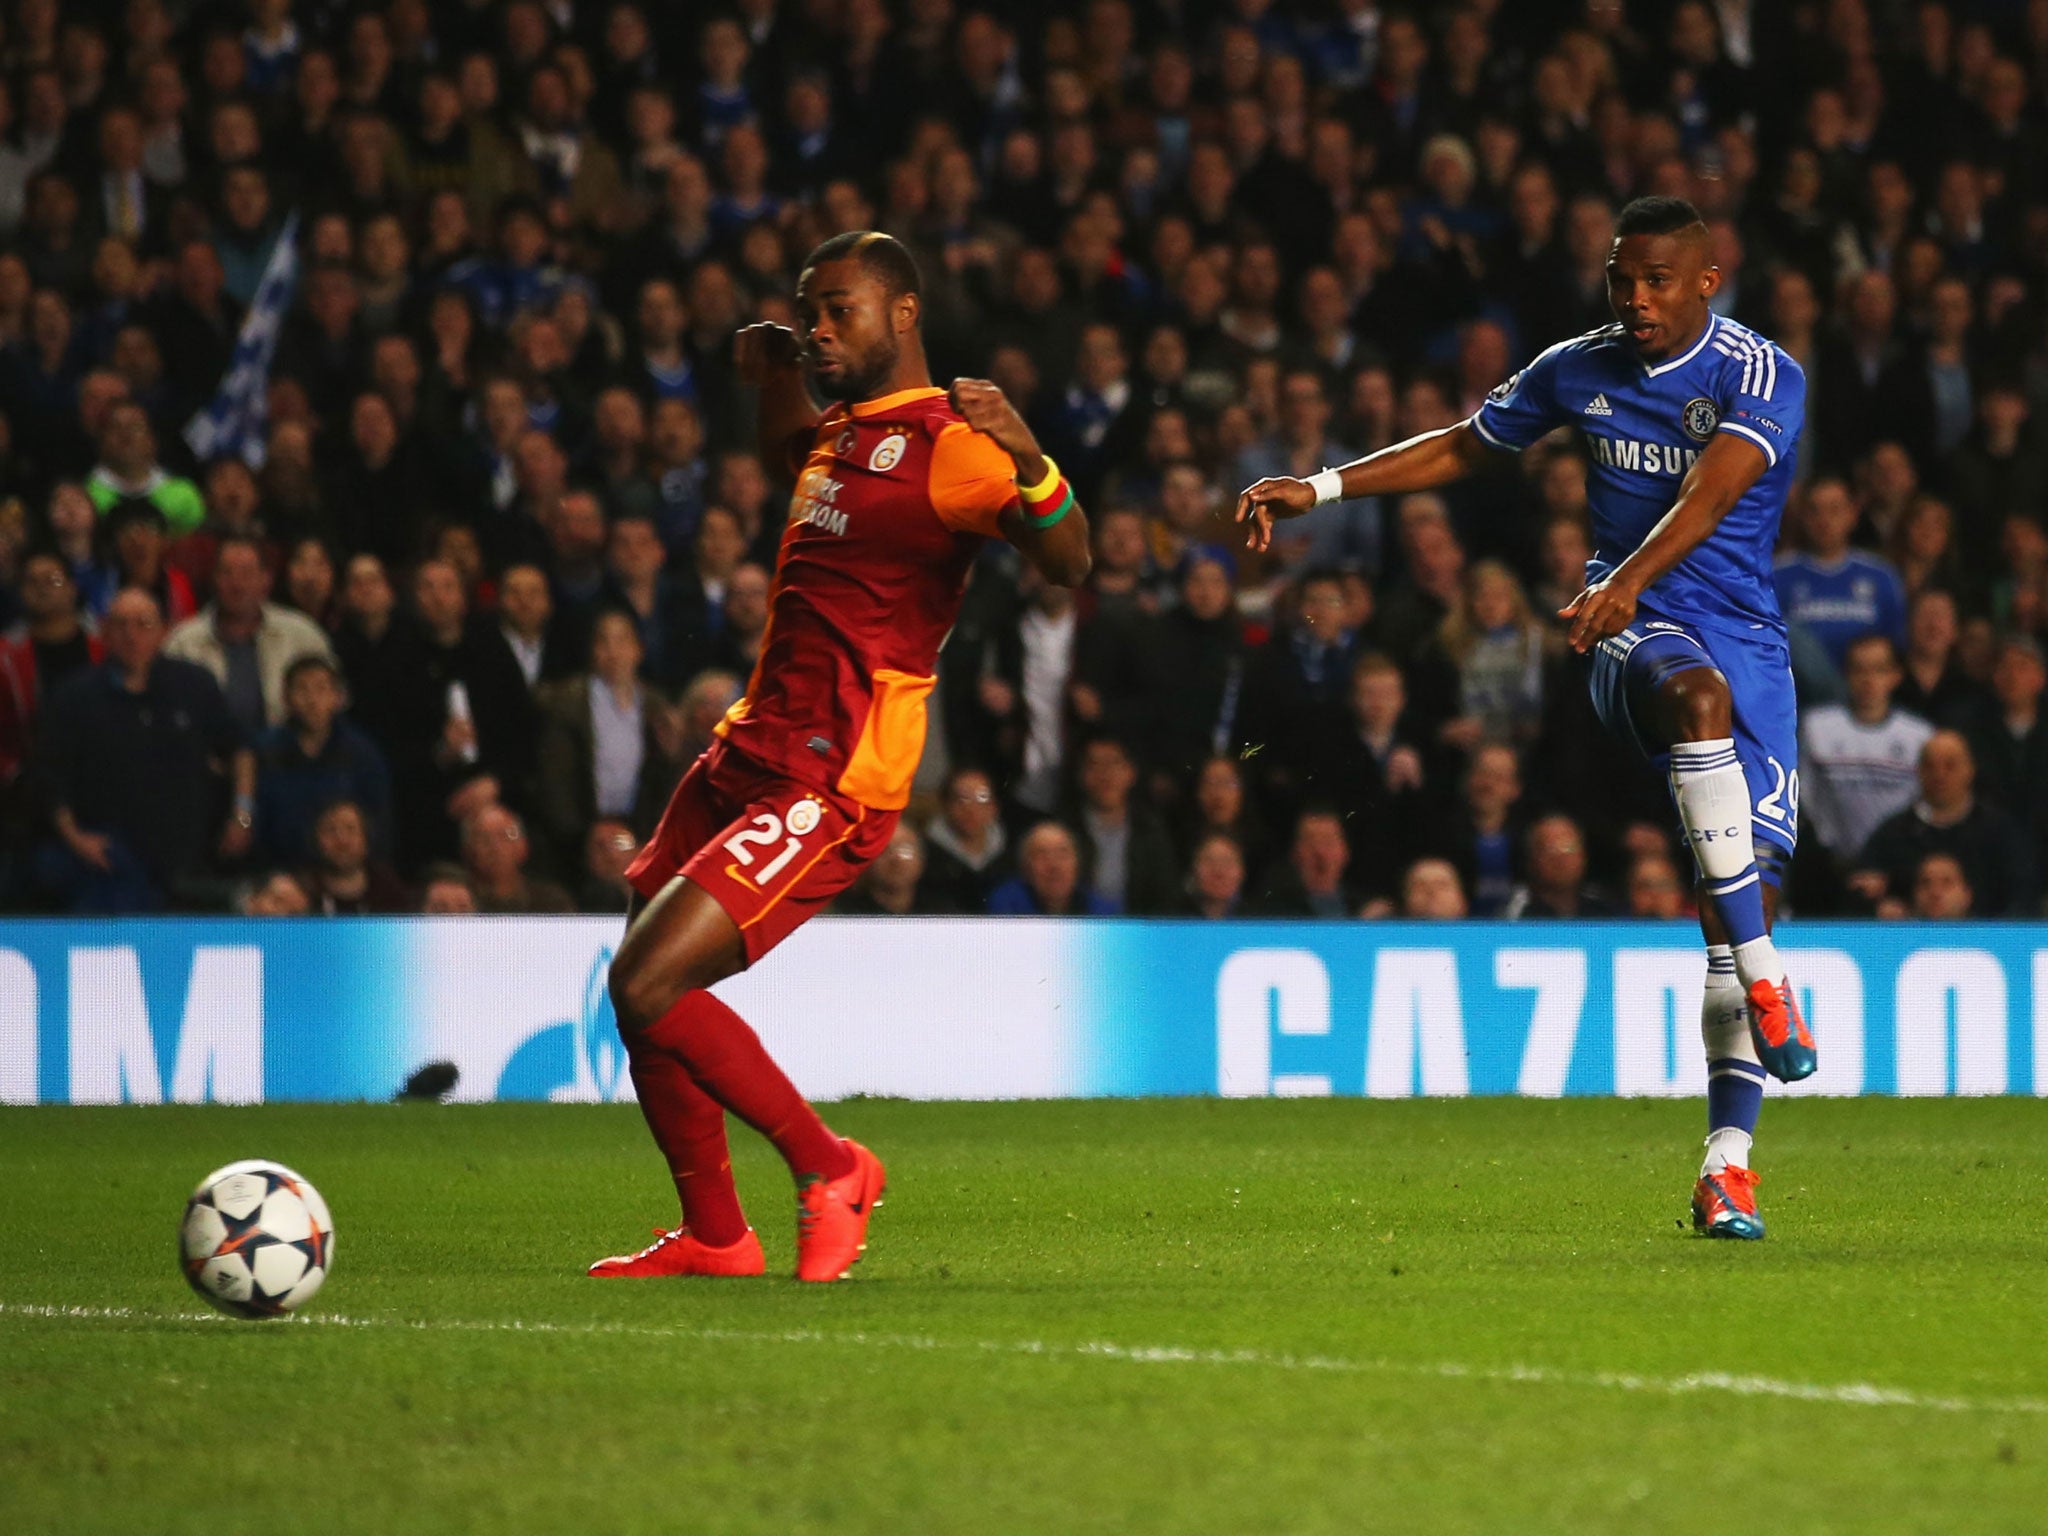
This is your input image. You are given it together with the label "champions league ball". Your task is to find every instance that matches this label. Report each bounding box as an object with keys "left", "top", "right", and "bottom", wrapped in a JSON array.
[{"left": 180, "top": 1160, "right": 335, "bottom": 1319}]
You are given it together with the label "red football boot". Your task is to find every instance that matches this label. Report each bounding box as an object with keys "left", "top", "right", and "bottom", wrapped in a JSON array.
[
  {"left": 1746, "top": 978, "right": 1818, "bottom": 1082},
  {"left": 794, "top": 1140, "right": 886, "bottom": 1282},
  {"left": 588, "top": 1226, "right": 765, "bottom": 1278}
]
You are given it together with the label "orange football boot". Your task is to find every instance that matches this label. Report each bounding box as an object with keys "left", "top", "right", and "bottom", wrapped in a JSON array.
[
  {"left": 1691, "top": 1165, "right": 1765, "bottom": 1240},
  {"left": 588, "top": 1226, "right": 765, "bottom": 1277},
  {"left": 1746, "top": 978, "right": 1817, "bottom": 1082},
  {"left": 794, "top": 1140, "right": 886, "bottom": 1282}
]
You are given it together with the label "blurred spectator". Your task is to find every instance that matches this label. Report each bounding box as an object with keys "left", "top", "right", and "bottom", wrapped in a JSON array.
[
  {"left": 1377, "top": 497, "right": 1467, "bottom": 663},
  {"left": 1399, "top": 857, "right": 1469, "bottom": 921},
  {"left": 1945, "top": 385, "right": 2047, "bottom": 565},
  {"left": 459, "top": 803, "right": 574, "bottom": 915},
  {"left": 1234, "top": 367, "right": 1372, "bottom": 573},
  {"left": 1893, "top": 587, "right": 1989, "bottom": 732},
  {"left": 0, "top": 548, "right": 99, "bottom": 795},
  {"left": 1773, "top": 477, "right": 1906, "bottom": 673},
  {"left": 280, "top": 537, "right": 339, "bottom": 630},
  {"left": 1178, "top": 831, "right": 1248, "bottom": 920},
  {"left": 386, "top": 558, "right": 535, "bottom": 869},
  {"left": 254, "top": 655, "right": 392, "bottom": 870},
  {"left": 578, "top": 820, "right": 641, "bottom": 915},
  {"left": 1137, "top": 551, "right": 1244, "bottom": 790},
  {"left": 1070, "top": 735, "right": 1177, "bottom": 916},
  {"left": 36, "top": 588, "right": 250, "bottom": 911},
  {"left": 530, "top": 608, "right": 682, "bottom": 873},
  {"left": 1420, "top": 559, "right": 1551, "bottom": 754},
  {"left": 603, "top": 508, "right": 694, "bottom": 689},
  {"left": 1309, "top": 652, "right": 1430, "bottom": 897},
  {"left": 299, "top": 798, "right": 410, "bottom": 916},
  {"left": 85, "top": 400, "right": 202, "bottom": 534},
  {"left": 983, "top": 569, "right": 1079, "bottom": 819},
  {"left": 922, "top": 764, "right": 1011, "bottom": 914},
  {"left": 1255, "top": 808, "right": 1361, "bottom": 918},
  {"left": 1532, "top": 513, "right": 1593, "bottom": 629},
  {"left": 239, "top": 870, "right": 311, "bottom": 917},
  {"left": 84, "top": 501, "right": 194, "bottom": 624},
  {"left": 1909, "top": 852, "right": 1975, "bottom": 920},
  {"left": 1800, "top": 634, "right": 1934, "bottom": 874},
  {"left": 1968, "top": 635, "right": 2048, "bottom": 879},
  {"left": 1856, "top": 731, "right": 2037, "bottom": 917},
  {"left": 1180, "top": 754, "right": 1269, "bottom": 890},
  {"left": 1505, "top": 814, "right": 1614, "bottom": 919},
  {"left": 496, "top": 562, "right": 562, "bottom": 688},
  {"left": 988, "top": 820, "right": 1113, "bottom": 916},
  {"left": 1240, "top": 568, "right": 1357, "bottom": 821},
  {"left": 834, "top": 823, "right": 955, "bottom": 916},
  {"left": 1885, "top": 496, "right": 1965, "bottom": 608},
  {"left": 1434, "top": 741, "right": 1526, "bottom": 918},
  {"left": 164, "top": 535, "right": 337, "bottom": 734},
  {"left": 1626, "top": 854, "right": 1689, "bottom": 920},
  {"left": 672, "top": 667, "right": 741, "bottom": 763},
  {"left": 417, "top": 861, "right": 480, "bottom": 916}
]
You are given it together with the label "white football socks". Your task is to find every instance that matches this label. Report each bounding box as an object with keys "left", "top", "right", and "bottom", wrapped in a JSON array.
[
  {"left": 1669, "top": 738, "right": 1782, "bottom": 991},
  {"left": 1700, "top": 945, "right": 1763, "bottom": 1176}
]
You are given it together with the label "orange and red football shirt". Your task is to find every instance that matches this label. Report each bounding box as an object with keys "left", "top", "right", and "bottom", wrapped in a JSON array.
[{"left": 714, "top": 386, "right": 1019, "bottom": 810}]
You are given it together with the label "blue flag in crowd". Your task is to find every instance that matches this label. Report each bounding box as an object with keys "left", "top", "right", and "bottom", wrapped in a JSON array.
[{"left": 184, "top": 212, "right": 300, "bottom": 469}]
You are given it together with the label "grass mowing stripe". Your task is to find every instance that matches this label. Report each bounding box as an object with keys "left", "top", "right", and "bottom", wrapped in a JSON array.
[{"left": 7, "top": 1300, "right": 2043, "bottom": 1419}]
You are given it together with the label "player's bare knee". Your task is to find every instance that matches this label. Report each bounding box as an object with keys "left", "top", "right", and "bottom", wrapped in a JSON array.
[
  {"left": 1661, "top": 670, "right": 1732, "bottom": 741},
  {"left": 607, "top": 939, "right": 685, "bottom": 1036}
]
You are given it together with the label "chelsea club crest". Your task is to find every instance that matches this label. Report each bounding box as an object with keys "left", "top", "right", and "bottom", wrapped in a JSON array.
[{"left": 1682, "top": 398, "right": 1719, "bottom": 441}]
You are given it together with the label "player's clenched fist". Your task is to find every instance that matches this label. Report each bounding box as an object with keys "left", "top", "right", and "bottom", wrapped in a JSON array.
[
  {"left": 734, "top": 321, "right": 802, "bottom": 386},
  {"left": 1234, "top": 476, "right": 1317, "bottom": 553},
  {"left": 948, "top": 378, "right": 1040, "bottom": 459}
]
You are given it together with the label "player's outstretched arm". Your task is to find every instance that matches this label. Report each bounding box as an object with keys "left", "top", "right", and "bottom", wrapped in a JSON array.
[
  {"left": 736, "top": 322, "right": 820, "bottom": 476},
  {"left": 949, "top": 377, "right": 1092, "bottom": 587},
  {"left": 1234, "top": 420, "right": 1494, "bottom": 552},
  {"left": 1559, "top": 431, "right": 1769, "bottom": 654}
]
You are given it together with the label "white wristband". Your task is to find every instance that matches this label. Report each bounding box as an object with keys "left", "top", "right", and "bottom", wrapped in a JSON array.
[{"left": 1307, "top": 468, "right": 1345, "bottom": 505}]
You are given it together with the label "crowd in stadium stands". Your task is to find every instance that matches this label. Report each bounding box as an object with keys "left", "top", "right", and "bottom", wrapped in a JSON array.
[{"left": 5, "top": 0, "right": 2048, "bottom": 924}]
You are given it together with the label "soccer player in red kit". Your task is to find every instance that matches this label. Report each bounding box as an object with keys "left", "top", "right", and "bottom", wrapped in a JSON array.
[{"left": 591, "top": 231, "right": 1091, "bottom": 1281}]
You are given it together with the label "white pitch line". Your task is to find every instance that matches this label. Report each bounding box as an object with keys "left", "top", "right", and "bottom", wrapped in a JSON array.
[{"left": 4, "top": 1302, "right": 2043, "bottom": 1417}]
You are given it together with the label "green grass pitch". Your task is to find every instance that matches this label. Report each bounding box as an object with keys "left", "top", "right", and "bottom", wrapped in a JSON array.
[{"left": 3, "top": 1097, "right": 2046, "bottom": 1534}]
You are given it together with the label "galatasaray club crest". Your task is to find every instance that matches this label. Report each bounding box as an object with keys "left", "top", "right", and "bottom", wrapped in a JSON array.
[{"left": 869, "top": 432, "right": 907, "bottom": 471}]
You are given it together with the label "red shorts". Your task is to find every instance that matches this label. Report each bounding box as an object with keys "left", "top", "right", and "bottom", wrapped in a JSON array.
[{"left": 624, "top": 739, "right": 898, "bottom": 963}]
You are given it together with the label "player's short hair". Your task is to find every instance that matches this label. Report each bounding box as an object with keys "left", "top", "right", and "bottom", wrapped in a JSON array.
[
  {"left": 1614, "top": 195, "right": 1707, "bottom": 240},
  {"left": 803, "top": 230, "right": 923, "bottom": 302}
]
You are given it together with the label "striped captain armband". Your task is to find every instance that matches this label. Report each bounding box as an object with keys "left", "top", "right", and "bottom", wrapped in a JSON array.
[
  {"left": 1016, "top": 455, "right": 1063, "bottom": 503},
  {"left": 1024, "top": 485, "right": 1076, "bottom": 530},
  {"left": 1016, "top": 453, "right": 1073, "bottom": 528}
]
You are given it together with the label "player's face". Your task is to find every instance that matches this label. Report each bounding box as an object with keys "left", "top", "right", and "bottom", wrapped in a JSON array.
[
  {"left": 796, "top": 257, "right": 907, "bottom": 402},
  {"left": 1605, "top": 232, "right": 1718, "bottom": 361}
]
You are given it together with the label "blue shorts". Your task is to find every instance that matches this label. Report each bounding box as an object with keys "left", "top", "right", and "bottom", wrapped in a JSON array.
[{"left": 1587, "top": 616, "right": 1799, "bottom": 881}]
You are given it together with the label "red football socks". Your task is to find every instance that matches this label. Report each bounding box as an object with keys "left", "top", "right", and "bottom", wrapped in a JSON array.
[
  {"left": 625, "top": 1044, "right": 750, "bottom": 1248},
  {"left": 645, "top": 990, "right": 856, "bottom": 1183}
]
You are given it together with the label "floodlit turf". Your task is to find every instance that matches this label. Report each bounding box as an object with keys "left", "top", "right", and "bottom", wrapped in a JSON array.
[{"left": 3, "top": 1099, "right": 2046, "bottom": 1535}]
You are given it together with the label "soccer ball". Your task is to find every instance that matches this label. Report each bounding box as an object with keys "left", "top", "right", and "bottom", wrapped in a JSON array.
[{"left": 180, "top": 1160, "right": 335, "bottom": 1319}]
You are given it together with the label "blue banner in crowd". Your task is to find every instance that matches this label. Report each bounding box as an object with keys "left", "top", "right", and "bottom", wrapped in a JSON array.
[
  {"left": 1, "top": 918, "right": 2043, "bottom": 1105},
  {"left": 183, "top": 211, "right": 300, "bottom": 468}
]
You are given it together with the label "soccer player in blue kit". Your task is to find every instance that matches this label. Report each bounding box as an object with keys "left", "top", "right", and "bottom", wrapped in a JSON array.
[{"left": 1238, "top": 197, "right": 1816, "bottom": 1240}]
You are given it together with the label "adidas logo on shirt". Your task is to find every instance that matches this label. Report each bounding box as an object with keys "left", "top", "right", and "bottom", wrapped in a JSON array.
[{"left": 1583, "top": 394, "right": 1613, "bottom": 416}]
